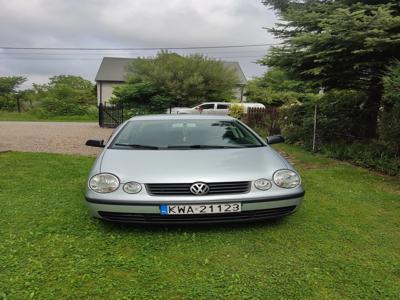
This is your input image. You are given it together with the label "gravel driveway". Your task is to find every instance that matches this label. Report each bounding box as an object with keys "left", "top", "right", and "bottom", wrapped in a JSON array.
[{"left": 0, "top": 121, "right": 114, "bottom": 156}]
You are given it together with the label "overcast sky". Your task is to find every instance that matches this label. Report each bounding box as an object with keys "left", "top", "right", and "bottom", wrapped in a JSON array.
[{"left": 0, "top": 0, "right": 278, "bottom": 88}]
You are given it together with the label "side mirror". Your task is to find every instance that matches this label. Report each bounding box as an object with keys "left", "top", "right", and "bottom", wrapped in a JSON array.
[
  {"left": 86, "top": 139, "right": 104, "bottom": 148},
  {"left": 267, "top": 135, "right": 285, "bottom": 145}
]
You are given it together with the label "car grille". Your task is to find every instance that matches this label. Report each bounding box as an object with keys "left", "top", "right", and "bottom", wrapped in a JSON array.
[
  {"left": 98, "top": 206, "right": 296, "bottom": 224},
  {"left": 146, "top": 181, "right": 251, "bottom": 196}
]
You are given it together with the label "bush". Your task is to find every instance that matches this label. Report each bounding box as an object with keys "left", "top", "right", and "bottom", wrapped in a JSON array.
[
  {"left": 38, "top": 98, "right": 90, "bottom": 116},
  {"left": 279, "top": 89, "right": 399, "bottom": 175},
  {"left": 33, "top": 75, "right": 96, "bottom": 117},
  {"left": 320, "top": 141, "right": 400, "bottom": 176},
  {"left": 0, "top": 94, "right": 17, "bottom": 111},
  {"left": 280, "top": 90, "right": 368, "bottom": 147},
  {"left": 228, "top": 103, "right": 245, "bottom": 119},
  {"left": 380, "top": 61, "right": 400, "bottom": 156},
  {"left": 252, "top": 126, "right": 269, "bottom": 139},
  {"left": 279, "top": 103, "right": 313, "bottom": 146},
  {"left": 379, "top": 104, "right": 400, "bottom": 156}
]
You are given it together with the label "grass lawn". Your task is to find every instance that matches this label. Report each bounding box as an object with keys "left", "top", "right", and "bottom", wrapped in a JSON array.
[
  {"left": 0, "top": 111, "right": 97, "bottom": 122},
  {"left": 0, "top": 146, "right": 399, "bottom": 299}
]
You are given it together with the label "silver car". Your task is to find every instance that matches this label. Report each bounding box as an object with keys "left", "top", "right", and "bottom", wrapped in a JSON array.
[{"left": 85, "top": 115, "right": 304, "bottom": 224}]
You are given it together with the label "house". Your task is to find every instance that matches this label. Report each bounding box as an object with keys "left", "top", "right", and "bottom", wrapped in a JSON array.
[{"left": 95, "top": 57, "right": 247, "bottom": 105}]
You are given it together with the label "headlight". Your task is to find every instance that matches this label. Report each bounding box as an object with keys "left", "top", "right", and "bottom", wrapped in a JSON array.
[
  {"left": 273, "top": 169, "right": 300, "bottom": 189},
  {"left": 123, "top": 181, "right": 142, "bottom": 194},
  {"left": 89, "top": 173, "right": 119, "bottom": 193},
  {"left": 254, "top": 178, "right": 272, "bottom": 191}
]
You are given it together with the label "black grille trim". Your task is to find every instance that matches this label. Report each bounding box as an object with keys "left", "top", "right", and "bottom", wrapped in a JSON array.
[
  {"left": 98, "top": 206, "right": 296, "bottom": 224},
  {"left": 146, "top": 181, "right": 251, "bottom": 196}
]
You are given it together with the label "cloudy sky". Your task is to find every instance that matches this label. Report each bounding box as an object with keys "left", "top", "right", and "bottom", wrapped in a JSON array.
[{"left": 0, "top": 0, "right": 278, "bottom": 88}]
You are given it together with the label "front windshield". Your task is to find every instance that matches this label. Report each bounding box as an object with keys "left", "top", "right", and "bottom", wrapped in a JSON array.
[{"left": 111, "top": 119, "right": 264, "bottom": 149}]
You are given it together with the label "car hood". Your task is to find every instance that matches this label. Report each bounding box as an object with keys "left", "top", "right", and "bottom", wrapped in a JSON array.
[{"left": 100, "top": 146, "right": 289, "bottom": 183}]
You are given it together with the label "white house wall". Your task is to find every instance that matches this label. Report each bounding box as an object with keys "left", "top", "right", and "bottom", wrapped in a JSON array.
[
  {"left": 233, "top": 86, "right": 246, "bottom": 102},
  {"left": 97, "top": 82, "right": 122, "bottom": 105},
  {"left": 96, "top": 84, "right": 101, "bottom": 105}
]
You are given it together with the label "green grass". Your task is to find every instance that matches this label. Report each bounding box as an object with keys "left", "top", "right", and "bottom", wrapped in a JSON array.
[
  {"left": 0, "top": 147, "right": 399, "bottom": 299},
  {"left": 0, "top": 111, "right": 97, "bottom": 122}
]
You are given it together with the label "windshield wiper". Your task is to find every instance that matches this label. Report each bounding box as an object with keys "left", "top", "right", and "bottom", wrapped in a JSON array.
[
  {"left": 114, "top": 143, "right": 160, "bottom": 150},
  {"left": 241, "top": 144, "right": 265, "bottom": 148},
  {"left": 167, "top": 145, "right": 243, "bottom": 149}
]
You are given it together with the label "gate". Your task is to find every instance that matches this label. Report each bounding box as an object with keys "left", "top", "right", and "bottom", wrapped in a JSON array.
[{"left": 98, "top": 103, "right": 124, "bottom": 128}]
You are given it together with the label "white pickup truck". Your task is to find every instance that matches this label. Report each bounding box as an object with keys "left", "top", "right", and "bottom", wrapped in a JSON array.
[{"left": 167, "top": 102, "right": 265, "bottom": 115}]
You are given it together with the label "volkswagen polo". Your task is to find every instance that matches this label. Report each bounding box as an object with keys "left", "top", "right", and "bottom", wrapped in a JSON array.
[{"left": 85, "top": 115, "right": 305, "bottom": 224}]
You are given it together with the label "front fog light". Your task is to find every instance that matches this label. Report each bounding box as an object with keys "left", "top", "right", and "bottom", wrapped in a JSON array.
[
  {"left": 254, "top": 178, "right": 272, "bottom": 191},
  {"left": 123, "top": 181, "right": 142, "bottom": 194}
]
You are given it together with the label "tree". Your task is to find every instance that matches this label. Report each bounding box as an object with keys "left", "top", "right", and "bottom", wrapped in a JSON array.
[
  {"left": 0, "top": 76, "right": 27, "bottom": 111},
  {"left": 261, "top": 0, "right": 400, "bottom": 138},
  {"left": 112, "top": 51, "right": 239, "bottom": 113},
  {"left": 262, "top": 1, "right": 400, "bottom": 11},
  {"left": 37, "top": 75, "right": 96, "bottom": 116},
  {"left": 112, "top": 81, "right": 162, "bottom": 114},
  {"left": 18, "top": 89, "right": 38, "bottom": 109},
  {"left": 246, "top": 68, "right": 319, "bottom": 106}
]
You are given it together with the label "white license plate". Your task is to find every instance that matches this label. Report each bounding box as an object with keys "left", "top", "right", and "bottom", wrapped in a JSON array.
[{"left": 160, "top": 203, "right": 241, "bottom": 215}]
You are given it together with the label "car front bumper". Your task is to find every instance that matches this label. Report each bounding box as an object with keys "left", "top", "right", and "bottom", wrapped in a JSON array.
[{"left": 85, "top": 191, "right": 305, "bottom": 224}]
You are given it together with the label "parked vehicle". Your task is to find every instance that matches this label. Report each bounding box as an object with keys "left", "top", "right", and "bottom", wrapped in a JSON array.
[
  {"left": 85, "top": 114, "right": 304, "bottom": 224},
  {"left": 167, "top": 102, "right": 265, "bottom": 115},
  {"left": 238, "top": 102, "right": 265, "bottom": 110}
]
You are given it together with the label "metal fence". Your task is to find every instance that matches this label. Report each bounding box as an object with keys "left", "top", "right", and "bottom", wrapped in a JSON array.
[
  {"left": 98, "top": 103, "right": 124, "bottom": 128},
  {"left": 97, "top": 104, "right": 281, "bottom": 133}
]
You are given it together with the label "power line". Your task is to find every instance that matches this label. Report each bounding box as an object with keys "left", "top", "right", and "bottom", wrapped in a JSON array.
[
  {"left": 0, "top": 54, "right": 264, "bottom": 61},
  {"left": 0, "top": 43, "right": 277, "bottom": 51},
  {"left": 0, "top": 49, "right": 269, "bottom": 56}
]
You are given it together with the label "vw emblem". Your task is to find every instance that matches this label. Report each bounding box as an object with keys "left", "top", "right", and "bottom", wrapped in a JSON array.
[{"left": 190, "top": 182, "right": 210, "bottom": 195}]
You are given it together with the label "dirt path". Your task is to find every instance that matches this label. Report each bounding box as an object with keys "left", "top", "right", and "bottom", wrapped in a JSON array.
[{"left": 0, "top": 121, "right": 114, "bottom": 156}]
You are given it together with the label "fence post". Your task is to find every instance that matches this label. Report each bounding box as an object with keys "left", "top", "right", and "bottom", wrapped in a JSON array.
[
  {"left": 270, "top": 108, "right": 277, "bottom": 135},
  {"left": 16, "top": 96, "right": 21, "bottom": 113},
  {"left": 312, "top": 104, "right": 317, "bottom": 152},
  {"left": 98, "top": 103, "right": 103, "bottom": 127},
  {"left": 121, "top": 102, "right": 124, "bottom": 123}
]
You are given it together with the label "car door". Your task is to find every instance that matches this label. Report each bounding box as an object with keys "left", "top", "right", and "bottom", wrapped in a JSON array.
[
  {"left": 197, "top": 103, "right": 216, "bottom": 115},
  {"left": 215, "top": 103, "right": 230, "bottom": 115}
]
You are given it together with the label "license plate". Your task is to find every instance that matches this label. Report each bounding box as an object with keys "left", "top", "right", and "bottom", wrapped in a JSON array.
[{"left": 160, "top": 203, "right": 241, "bottom": 215}]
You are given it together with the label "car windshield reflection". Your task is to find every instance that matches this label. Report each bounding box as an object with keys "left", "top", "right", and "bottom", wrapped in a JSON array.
[{"left": 110, "top": 119, "right": 264, "bottom": 149}]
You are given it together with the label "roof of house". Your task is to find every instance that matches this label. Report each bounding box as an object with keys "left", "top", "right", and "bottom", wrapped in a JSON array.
[{"left": 95, "top": 57, "right": 247, "bottom": 85}]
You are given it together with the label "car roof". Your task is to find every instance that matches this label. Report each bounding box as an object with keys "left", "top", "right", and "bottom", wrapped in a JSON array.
[
  {"left": 128, "top": 114, "right": 235, "bottom": 121},
  {"left": 201, "top": 102, "right": 230, "bottom": 104}
]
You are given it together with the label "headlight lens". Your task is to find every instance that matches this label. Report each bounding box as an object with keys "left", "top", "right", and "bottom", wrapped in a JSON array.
[
  {"left": 273, "top": 169, "right": 300, "bottom": 189},
  {"left": 123, "top": 181, "right": 142, "bottom": 194},
  {"left": 254, "top": 178, "right": 272, "bottom": 191},
  {"left": 89, "top": 173, "right": 119, "bottom": 193}
]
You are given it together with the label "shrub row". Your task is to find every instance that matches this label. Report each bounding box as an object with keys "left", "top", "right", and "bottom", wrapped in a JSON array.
[
  {"left": 278, "top": 90, "right": 400, "bottom": 176},
  {"left": 320, "top": 142, "right": 400, "bottom": 176}
]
